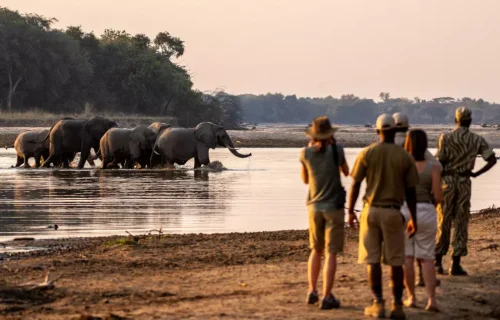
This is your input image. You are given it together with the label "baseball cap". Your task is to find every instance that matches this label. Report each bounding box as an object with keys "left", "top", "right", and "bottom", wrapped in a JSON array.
[
  {"left": 376, "top": 114, "right": 396, "bottom": 131},
  {"left": 393, "top": 112, "right": 409, "bottom": 128},
  {"left": 456, "top": 107, "right": 472, "bottom": 122}
]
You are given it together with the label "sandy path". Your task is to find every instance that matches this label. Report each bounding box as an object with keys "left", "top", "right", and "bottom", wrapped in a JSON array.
[{"left": 1, "top": 211, "right": 499, "bottom": 319}]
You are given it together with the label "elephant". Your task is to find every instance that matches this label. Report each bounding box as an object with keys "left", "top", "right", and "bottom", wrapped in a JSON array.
[
  {"left": 100, "top": 124, "right": 170, "bottom": 169},
  {"left": 151, "top": 122, "right": 252, "bottom": 169},
  {"left": 14, "top": 129, "right": 50, "bottom": 168},
  {"left": 13, "top": 130, "right": 96, "bottom": 168},
  {"left": 41, "top": 116, "right": 118, "bottom": 169}
]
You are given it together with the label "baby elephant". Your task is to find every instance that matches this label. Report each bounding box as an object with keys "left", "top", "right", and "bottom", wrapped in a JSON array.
[
  {"left": 100, "top": 126, "right": 161, "bottom": 169},
  {"left": 14, "top": 129, "right": 50, "bottom": 168}
]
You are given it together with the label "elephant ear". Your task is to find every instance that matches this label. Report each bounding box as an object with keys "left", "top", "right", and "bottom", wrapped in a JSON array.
[
  {"left": 85, "top": 117, "right": 112, "bottom": 140},
  {"left": 195, "top": 122, "right": 217, "bottom": 149}
]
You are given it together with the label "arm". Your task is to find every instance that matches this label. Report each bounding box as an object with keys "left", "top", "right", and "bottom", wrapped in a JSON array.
[
  {"left": 431, "top": 165, "right": 443, "bottom": 204},
  {"left": 436, "top": 134, "right": 448, "bottom": 169},
  {"left": 341, "top": 162, "right": 349, "bottom": 177},
  {"left": 405, "top": 187, "right": 418, "bottom": 237},
  {"left": 471, "top": 155, "right": 497, "bottom": 178},
  {"left": 348, "top": 180, "right": 361, "bottom": 214},
  {"left": 301, "top": 163, "right": 309, "bottom": 184}
]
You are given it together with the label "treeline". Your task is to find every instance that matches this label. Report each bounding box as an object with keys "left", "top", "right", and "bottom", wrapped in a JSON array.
[
  {"left": 0, "top": 7, "right": 242, "bottom": 128},
  {"left": 240, "top": 94, "right": 500, "bottom": 125}
]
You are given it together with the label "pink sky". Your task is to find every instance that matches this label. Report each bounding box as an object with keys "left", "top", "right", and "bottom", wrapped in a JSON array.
[{"left": 4, "top": 0, "right": 500, "bottom": 101}]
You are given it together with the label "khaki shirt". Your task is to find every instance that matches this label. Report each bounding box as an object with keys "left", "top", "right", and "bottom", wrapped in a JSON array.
[
  {"left": 436, "top": 127, "right": 495, "bottom": 174},
  {"left": 351, "top": 142, "right": 419, "bottom": 207}
]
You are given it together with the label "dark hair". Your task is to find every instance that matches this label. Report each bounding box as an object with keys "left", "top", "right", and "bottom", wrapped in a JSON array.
[
  {"left": 404, "top": 129, "right": 427, "bottom": 161},
  {"left": 457, "top": 119, "right": 472, "bottom": 128},
  {"left": 311, "top": 137, "right": 331, "bottom": 153}
]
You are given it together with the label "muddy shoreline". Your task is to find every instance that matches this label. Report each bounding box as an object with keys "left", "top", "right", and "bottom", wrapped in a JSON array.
[
  {"left": 1, "top": 210, "right": 499, "bottom": 319},
  {"left": 2, "top": 125, "right": 500, "bottom": 149}
]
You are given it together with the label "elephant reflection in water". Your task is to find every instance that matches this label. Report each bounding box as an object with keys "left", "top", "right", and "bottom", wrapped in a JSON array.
[{"left": 151, "top": 122, "right": 252, "bottom": 169}]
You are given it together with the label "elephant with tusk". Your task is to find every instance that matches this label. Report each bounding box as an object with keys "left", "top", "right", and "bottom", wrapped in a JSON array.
[
  {"left": 151, "top": 122, "right": 252, "bottom": 169},
  {"left": 100, "top": 123, "right": 171, "bottom": 169}
]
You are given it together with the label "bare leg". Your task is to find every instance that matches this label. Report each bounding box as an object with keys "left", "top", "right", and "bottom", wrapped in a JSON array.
[
  {"left": 323, "top": 253, "right": 337, "bottom": 297},
  {"left": 308, "top": 249, "right": 322, "bottom": 293},
  {"left": 404, "top": 256, "right": 417, "bottom": 306},
  {"left": 422, "top": 259, "right": 439, "bottom": 311}
]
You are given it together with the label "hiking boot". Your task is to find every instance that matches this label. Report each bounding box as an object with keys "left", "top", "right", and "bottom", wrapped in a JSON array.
[
  {"left": 389, "top": 302, "right": 406, "bottom": 320},
  {"left": 306, "top": 291, "right": 319, "bottom": 305},
  {"left": 320, "top": 294, "right": 340, "bottom": 310},
  {"left": 449, "top": 264, "right": 468, "bottom": 276},
  {"left": 364, "top": 300, "right": 385, "bottom": 318}
]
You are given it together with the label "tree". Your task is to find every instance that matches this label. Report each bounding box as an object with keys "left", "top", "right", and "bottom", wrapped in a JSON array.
[
  {"left": 379, "top": 92, "right": 390, "bottom": 102},
  {"left": 154, "top": 32, "right": 184, "bottom": 59}
]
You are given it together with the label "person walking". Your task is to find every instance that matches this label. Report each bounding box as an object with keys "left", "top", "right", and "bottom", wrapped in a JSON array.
[
  {"left": 393, "top": 112, "right": 441, "bottom": 287},
  {"left": 300, "top": 116, "right": 349, "bottom": 310},
  {"left": 402, "top": 129, "right": 443, "bottom": 312},
  {"left": 348, "top": 114, "right": 419, "bottom": 320},
  {"left": 435, "top": 107, "right": 497, "bottom": 275}
]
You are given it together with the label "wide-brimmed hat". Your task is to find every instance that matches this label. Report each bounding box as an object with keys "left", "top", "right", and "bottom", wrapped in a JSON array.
[{"left": 305, "top": 116, "right": 339, "bottom": 139}]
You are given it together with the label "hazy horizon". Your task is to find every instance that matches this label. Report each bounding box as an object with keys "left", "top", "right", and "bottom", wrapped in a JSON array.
[{"left": 4, "top": 1, "right": 500, "bottom": 101}]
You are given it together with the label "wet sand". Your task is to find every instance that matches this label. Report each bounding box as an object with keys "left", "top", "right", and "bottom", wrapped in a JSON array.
[
  {"left": 1, "top": 210, "right": 499, "bottom": 319},
  {"left": 3, "top": 125, "right": 500, "bottom": 149}
]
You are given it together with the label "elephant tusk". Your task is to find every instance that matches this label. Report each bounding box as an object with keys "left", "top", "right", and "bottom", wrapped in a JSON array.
[{"left": 153, "top": 149, "right": 160, "bottom": 155}]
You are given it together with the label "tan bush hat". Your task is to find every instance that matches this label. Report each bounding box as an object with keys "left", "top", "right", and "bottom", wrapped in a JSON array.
[
  {"left": 456, "top": 107, "right": 472, "bottom": 121},
  {"left": 376, "top": 114, "right": 396, "bottom": 131},
  {"left": 393, "top": 112, "right": 409, "bottom": 128},
  {"left": 305, "top": 116, "right": 339, "bottom": 139}
]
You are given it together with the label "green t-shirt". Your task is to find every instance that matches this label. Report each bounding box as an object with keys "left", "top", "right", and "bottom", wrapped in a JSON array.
[
  {"left": 300, "top": 144, "right": 346, "bottom": 211},
  {"left": 351, "top": 142, "right": 419, "bottom": 207}
]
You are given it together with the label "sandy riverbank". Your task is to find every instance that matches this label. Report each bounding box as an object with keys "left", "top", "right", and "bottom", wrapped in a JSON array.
[
  {"left": 2, "top": 124, "right": 500, "bottom": 149},
  {"left": 0, "top": 210, "right": 499, "bottom": 319}
]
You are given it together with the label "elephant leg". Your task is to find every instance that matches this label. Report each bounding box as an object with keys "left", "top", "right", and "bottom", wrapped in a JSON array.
[
  {"left": 15, "top": 155, "right": 23, "bottom": 167},
  {"left": 23, "top": 155, "right": 31, "bottom": 168},
  {"left": 34, "top": 153, "right": 42, "bottom": 168},
  {"left": 194, "top": 157, "right": 201, "bottom": 169},
  {"left": 166, "top": 161, "right": 175, "bottom": 170},
  {"left": 41, "top": 154, "right": 54, "bottom": 168},
  {"left": 78, "top": 139, "right": 92, "bottom": 169}
]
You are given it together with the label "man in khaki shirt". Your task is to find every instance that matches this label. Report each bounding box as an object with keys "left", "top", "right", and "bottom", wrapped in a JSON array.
[{"left": 348, "top": 114, "right": 419, "bottom": 320}]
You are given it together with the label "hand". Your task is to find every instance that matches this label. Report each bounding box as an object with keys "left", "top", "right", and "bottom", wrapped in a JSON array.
[
  {"left": 348, "top": 212, "right": 359, "bottom": 229},
  {"left": 406, "top": 220, "right": 417, "bottom": 238}
]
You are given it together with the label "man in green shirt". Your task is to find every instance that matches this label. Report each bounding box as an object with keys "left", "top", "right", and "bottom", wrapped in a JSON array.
[{"left": 348, "top": 114, "right": 419, "bottom": 320}]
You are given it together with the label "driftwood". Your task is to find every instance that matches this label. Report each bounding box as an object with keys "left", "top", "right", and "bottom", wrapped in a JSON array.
[
  {"left": 478, "top": 244, "right": 499, "bottom": 252},
  {"left": 125, "top": 231, "right": 139, "bottom": 243},
  {"left": 17, "top": 271, "right": 62, "bottom": 291},
  {"left": 148, "top": 228, "right": 163, "bottom": 239}
]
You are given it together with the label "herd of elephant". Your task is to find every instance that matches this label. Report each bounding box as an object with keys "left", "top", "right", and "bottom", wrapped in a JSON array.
[{"left": 13, "top": 116, "right": 252, "bottom": 170}]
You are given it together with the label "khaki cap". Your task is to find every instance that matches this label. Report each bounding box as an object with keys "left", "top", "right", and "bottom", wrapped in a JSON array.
[
  {"left": 305, "top": 116, "right": 339, "bottom": 140},
  {"left": 456, "top": 107, "right": 472, "bottom": 121},
  {"left": 376, "top": 114, "right": 396, "bottom": 131},
  {"left": 393, "top": 112, "right": 409, "bottom": 128}
]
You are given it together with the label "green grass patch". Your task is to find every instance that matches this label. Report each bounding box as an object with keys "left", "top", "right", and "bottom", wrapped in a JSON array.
[{"left": 105, "top": 238, "right": 138, "bottom": 246}]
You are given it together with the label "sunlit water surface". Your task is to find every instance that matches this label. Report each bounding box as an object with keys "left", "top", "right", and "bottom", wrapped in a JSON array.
[{"left": 0, "top": 148, "right": 498, "bottom": 243}]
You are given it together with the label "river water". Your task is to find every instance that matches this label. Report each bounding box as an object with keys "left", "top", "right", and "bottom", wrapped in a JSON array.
[{"left": 0, "top": 148, "right": 498, "bottom": 243}]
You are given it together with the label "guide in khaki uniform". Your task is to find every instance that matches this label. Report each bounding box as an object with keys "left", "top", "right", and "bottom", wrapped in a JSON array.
[
  {"left": 348, "top": 114, "right": 419, "bottom": 320},
  {"left": 434, "top": 107, "right": 497, "bottom": 276}
]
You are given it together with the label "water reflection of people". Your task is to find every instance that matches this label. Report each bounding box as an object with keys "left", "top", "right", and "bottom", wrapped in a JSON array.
[{"left": 300, "top": 116, "right": 349, "bottom": 310}]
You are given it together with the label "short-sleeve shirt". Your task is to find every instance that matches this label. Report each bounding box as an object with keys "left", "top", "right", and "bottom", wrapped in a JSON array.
[
  {"left": 351, "top": 142, "right": 419, "bottom": 207},
  {"left": 300, "top": 144, "right": 346, "bottom": 211},
  {"left": 436, "top": 127, "right": 495, "bottom": 175}
]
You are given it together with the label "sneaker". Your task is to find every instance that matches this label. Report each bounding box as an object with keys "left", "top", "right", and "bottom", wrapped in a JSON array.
[
  {"left": 320, "top": 294, "right": 340, "bottom": 310},
  {"left": 306, "top": 291, "right": 319, "bottom": 305},
  {"left": 364, "top": 300, "right": 385, "bottom": 318},
  {"left": 449, "top": 264, "right": 468, "bottom": 276},
  {"left": 389, "top": 302, "right": 406, "bottom": 320}
]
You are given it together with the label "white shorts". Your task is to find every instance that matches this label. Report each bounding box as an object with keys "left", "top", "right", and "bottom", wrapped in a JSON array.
[{"left": 402, "top": 202, "right": 438, "bottom": 260}]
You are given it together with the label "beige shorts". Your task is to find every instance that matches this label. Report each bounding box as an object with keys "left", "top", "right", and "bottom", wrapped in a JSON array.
[
  {"left": 358, "top": 205, "right": 405, "bottom": 266},
  {"left": 402, "top": 203, "right": 438, "bottom": 260},
  {"left": 308, "top": 207, "right": 345, "bottom": 254}
]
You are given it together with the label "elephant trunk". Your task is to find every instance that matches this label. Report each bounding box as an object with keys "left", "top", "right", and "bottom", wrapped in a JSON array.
[{"left": 224, "top": 136, "right": 252, "bottom": 158}]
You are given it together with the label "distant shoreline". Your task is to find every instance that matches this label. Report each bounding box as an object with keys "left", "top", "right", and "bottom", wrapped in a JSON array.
[{"left": 1, "top": 124, "right": 500, "bottom": 149}]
